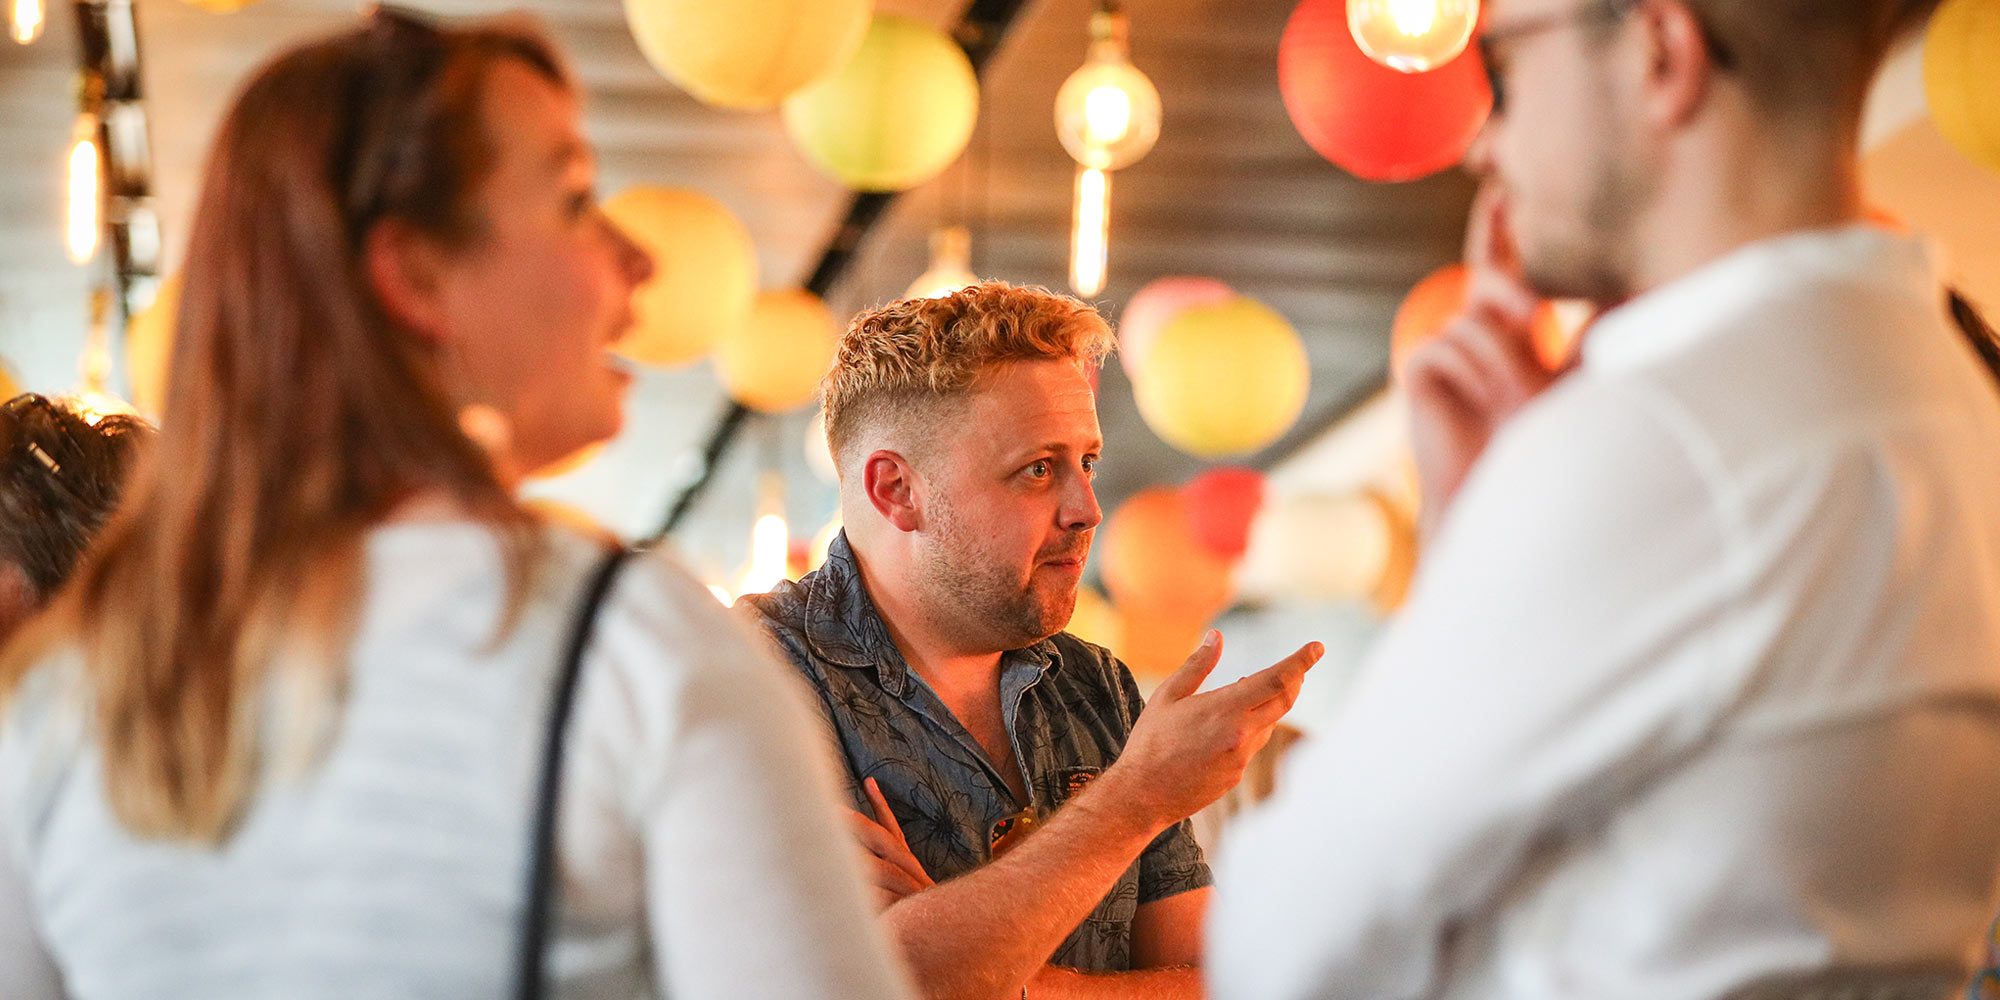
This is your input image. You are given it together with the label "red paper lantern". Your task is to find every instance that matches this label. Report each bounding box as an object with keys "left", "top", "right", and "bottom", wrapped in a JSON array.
[
  {"left": 1278, "top": 0, "right": 1492, "bottom": 183},
  {"left": 1182, "top": 466, "right": 1266, "bottom": 561}
]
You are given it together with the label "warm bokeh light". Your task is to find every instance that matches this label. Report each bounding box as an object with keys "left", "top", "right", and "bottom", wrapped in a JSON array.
[
  {"left": 11, "top": 0, "right": 43, "bottom": 44},
  {"left": 737, "top": 512, "right": 791, "bottom": 597},
  {"left": 1346, "top": 0, "right": 1479, "bottom": 73},
  {"left": 66, "top": 120, "right": 100, "bottom": 265},
  {"left": 906, "top": 225, "right": 979, "bottom": 299},
  {"left": 1069, "top": 167, "right": 1110, "bottom": 297}
]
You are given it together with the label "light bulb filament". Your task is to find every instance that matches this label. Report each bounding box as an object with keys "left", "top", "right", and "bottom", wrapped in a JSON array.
[
  {"left": 1069, "top": 167, "right": 1110, "bottom": 297},
  {"left": 1083, "top": 84, "right": 1133, "bottom": 147},
  {"left": 1389, "top": 0, "right": 1439, "bottom": 37},
  {"left": 10, "top": 0, "right": 42, "bottom": 44}
]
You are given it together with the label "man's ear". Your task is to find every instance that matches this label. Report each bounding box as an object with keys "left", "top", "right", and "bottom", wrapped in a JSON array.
[
  {"left": 362, "top": 218, "right": 454, "bottom": 343},
  {"left": 862, "top": 449, "right": 924, "bottom": 533},
  {"left": 1638, "top": 0, "right": 1723, "bottom": 130}
]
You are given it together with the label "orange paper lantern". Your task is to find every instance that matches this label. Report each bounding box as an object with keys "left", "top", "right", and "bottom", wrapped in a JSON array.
[
  {"left": 1389, "top": 264, "right": 1575, "bottom": 377},
  {"left": 1102, "top": 487, "right": 1234, "bottom": 621}
]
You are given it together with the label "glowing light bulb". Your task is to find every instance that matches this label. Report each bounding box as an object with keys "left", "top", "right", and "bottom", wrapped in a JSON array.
[
  {"left": 1069, "top": 167, "right": 1110, "bottom": 297},
  {"left": 1348, "top": 0, "right": 1479, "bottom": 73},
  {"left": 1083, "top": 85, "right": 1133, "bottom": 147},
  {"left": 734, "top": 472, "right": 792, "bottom": 598},
  {"left": 905, "top": 225, "right": 979, "bottom": 300},
  {"left": 1391, "top": 0, "right": 1438, "bottom": 36},
  {"left": 1053, "top": 8, "right": 1161, "bottom": 172},
  {"left": 10, "top": 0, "right": 41, "bottom": 44},
  {"left": 737, "top": 512, "right": 791, "bottom": 597},
  {"left": 66, "top": 117, "right": 101, "bottom": 265}
]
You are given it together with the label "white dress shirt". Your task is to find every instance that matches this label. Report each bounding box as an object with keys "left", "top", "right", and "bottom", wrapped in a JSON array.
[
  {"left": 0, "top": 521, "right": 917, "bottom": 1000},
  {"left": 1208, "top": 228, "right": 2000, "bottom": 1000}
]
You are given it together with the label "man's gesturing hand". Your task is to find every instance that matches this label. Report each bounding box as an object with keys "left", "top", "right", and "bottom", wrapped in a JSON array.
[{"left": 1101, "top": 630, "right": 1323, "bottom": 835}]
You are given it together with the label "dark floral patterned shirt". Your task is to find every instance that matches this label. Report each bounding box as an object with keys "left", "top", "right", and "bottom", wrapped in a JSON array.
[{"left": 739, "top": 532, "right": 1212, "bottom": 973}]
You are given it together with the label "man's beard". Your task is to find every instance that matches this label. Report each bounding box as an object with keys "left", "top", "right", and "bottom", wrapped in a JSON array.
[
  {"left": 1521, "top": 92, "right": 1657, "bottom": 305},
  {"left": 918, "top": 495, "right": 1088, "bottom": 652}
]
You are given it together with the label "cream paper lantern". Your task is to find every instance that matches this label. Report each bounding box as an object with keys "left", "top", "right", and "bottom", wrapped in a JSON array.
[{"left": 1236, "top": 492, "right": 1395, "bottom": 604}]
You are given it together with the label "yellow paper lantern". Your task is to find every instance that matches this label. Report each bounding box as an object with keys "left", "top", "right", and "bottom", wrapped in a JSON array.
[
  {"left": 1135, "top": 297, "right": 1310, "bottom": 458},
  {"left": 715, "top": 289, "right": 840, "bottom": 413},
  {"left": 125, "top": 274, "right": 181, "bottom": 418},
  {"left": 1065, "top": 587, "right": 1125, "bottom": 651},
  {"left": 622, "top": 0, "right": 871, "bottom": 110},
  {"left": 1102, "top": 487, "right": 1235, "bottom": 621},
  {"left": 1926, "top": 0, "right": 2000, "bottom": 174},
  {"left": 603, "top": 187, "right": 758, "bottom": 368},
  {"left": 781, "top": 15, "right": 979, "bottom": 192}
]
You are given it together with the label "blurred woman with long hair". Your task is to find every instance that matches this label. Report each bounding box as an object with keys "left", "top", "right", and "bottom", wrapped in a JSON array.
[{"left": 0, "top": 10, "right": 911, "bottom": 999}]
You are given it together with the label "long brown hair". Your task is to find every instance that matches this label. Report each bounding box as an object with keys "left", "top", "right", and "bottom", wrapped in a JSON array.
[{"left": 2, "top": 11, "right": 567, "bottom": 842}]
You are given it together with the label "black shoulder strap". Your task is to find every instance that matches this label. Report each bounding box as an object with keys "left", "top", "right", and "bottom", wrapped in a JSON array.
[{"left": 515, "top": 546, "right": 635, "bottom": 1000}]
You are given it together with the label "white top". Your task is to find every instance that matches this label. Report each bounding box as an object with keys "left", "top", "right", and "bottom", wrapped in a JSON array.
[
  {"left": 0, "top": 520, "right": 916, "bottom": 1000},
  {"left": 1208, "top": 228, "right": 2000, "bottom": 1000}
]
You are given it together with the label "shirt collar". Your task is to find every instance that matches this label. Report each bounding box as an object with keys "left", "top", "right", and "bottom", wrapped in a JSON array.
[
  {"left": 1581, "top": 225, "right": 1938, "bottom": 374},
  {"left": 802, "top": 531, "right": 1062, "bottom": 697}
]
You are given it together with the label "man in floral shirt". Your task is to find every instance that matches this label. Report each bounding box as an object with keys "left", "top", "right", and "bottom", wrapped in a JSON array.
[{"left": 742, "top": 282, "right": 1320, "bottom": 998}]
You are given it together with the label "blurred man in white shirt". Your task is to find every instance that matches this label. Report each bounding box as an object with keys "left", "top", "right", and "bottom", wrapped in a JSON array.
[{"left": 1208, "top": 1, "right": 2000, "bottom": 998}]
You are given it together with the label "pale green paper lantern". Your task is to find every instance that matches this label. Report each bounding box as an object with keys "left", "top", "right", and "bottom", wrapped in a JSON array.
[{"left": 781, "top": 15, "right": 979, "bottom": 193}]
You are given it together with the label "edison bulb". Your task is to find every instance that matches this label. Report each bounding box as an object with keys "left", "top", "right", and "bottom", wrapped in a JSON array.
[
  {"left": 1053, "top": 9, "right": 1161, "bottom": 171},
  {"left": 906, "top": 225, "right": 978, "bottom": 299},
  {"left": 1348, "top": 0, "right": 1479, "bottom": 73}
]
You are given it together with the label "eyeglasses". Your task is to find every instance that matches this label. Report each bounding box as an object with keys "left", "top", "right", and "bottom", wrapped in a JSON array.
[{"left": 1476, "top": 0, "right": 1735, "bottom": 114}]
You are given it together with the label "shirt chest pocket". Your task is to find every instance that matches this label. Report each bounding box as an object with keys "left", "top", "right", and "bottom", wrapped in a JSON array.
[{"left": 1051, "top": 864, "right": 1140, "bottom": 971}]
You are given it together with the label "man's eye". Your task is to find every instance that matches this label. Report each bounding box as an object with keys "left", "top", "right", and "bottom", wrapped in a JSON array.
[
  {"left": 1028, "top": 460, "right": 1052, "bottom": 478},
  {"left": 1082, "top": 457, "right": 1100, "bottom": 479}
]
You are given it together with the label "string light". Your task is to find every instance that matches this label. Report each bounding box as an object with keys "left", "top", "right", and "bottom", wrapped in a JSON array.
[{"left": 1056, "top": 3, "right": 1156, "bottom": 297}]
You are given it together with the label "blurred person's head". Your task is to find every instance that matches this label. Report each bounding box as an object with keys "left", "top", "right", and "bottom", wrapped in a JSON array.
[
  {"left": 3, "top": 8, "right": 650, "bottom": 841},
  {"left": 822, "top": 283, "right": 1113, "bottom": 656},
  {"left": 1469, "top": 0, "right": 1942, "bottom": 304},
  {"left": 0, "top": 395, "right": 149, "bottom": 640}
]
